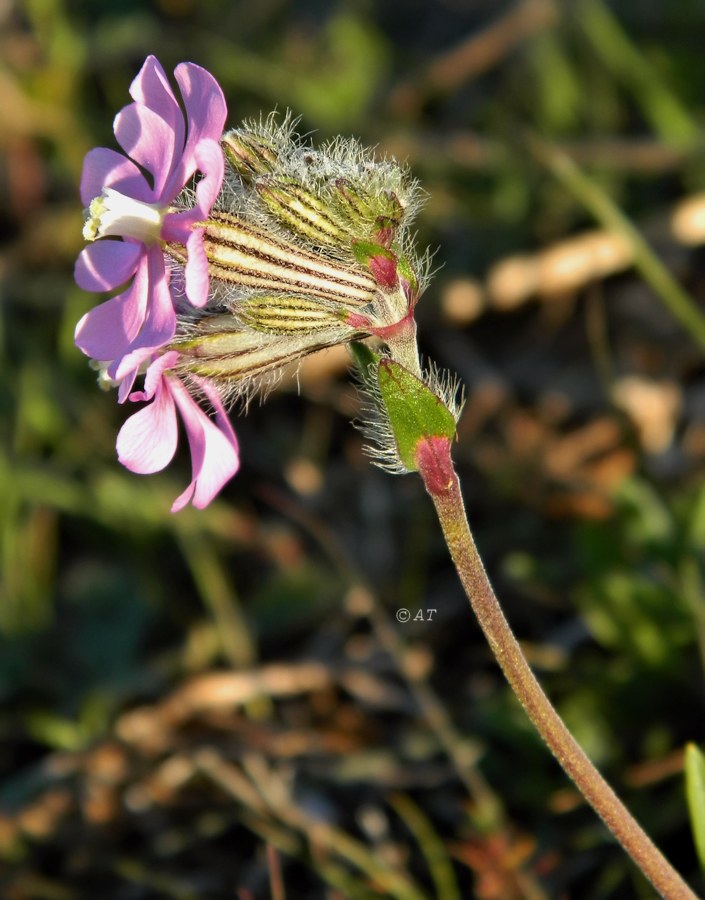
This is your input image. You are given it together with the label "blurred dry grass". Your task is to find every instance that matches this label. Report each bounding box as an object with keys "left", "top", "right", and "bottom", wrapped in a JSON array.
[{"left": 2, "top": 0, "right": 705, "bottom": 897}]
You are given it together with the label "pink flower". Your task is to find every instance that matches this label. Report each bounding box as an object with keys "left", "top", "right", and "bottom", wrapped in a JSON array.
[
  {"left": 74, "top": 55, "right": 226, "bottom": 381},
  {"left": 116, "top": 352, "right": 240, "bottom": 512}
]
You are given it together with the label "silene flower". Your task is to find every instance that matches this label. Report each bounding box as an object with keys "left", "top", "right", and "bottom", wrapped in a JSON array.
[
  {"left": 74, "top": 55, "right": 226, "bottom": 384},
  {"left": 76, "top": 57, "right": 448, "bottom": 510}
]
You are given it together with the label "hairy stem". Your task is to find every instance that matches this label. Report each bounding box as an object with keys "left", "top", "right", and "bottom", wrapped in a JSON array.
[{"left": 419, "top": 441, "right": 697, "bottom": 899}]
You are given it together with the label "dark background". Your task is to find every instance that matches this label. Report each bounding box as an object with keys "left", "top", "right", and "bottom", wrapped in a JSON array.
[{"left": 2, "top": 0, "right": 705, "bottom": 896}]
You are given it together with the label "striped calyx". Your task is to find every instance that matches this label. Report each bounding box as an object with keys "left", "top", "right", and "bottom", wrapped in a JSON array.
[
  {"left": 167, "top": 114, "right": 431, "bottom": 398},
  {"left": 199, "top": 211, "right": 376, "bottom": 306}
]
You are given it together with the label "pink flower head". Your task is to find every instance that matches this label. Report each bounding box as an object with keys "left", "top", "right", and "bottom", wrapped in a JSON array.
[
  {"left": 74, "top": 55, "right": 226, "bottom": 381},
  {"left": 116, "top": 352, "right": 240, "bottom": 512}
]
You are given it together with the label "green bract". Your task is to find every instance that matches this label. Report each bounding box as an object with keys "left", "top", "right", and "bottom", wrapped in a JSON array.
[
  {"left": 350, "top": 343, "right": 459, "bottom": 473},
  {"left": 377, "top": 359, "right": 457, "bottom": 471}
]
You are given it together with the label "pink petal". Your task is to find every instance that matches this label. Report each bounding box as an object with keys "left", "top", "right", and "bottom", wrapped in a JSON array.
[
  {"left": 176, "top": 62, "right": 227, "bottom": 145},
  {"left": 117, "top": 365, "right": 141, "bottom": 403},
  {"left": 138, "top": 249, "right": 175, "bottom": 342},
  {"left": 115, "top": 349, "right": 179, "bottom": 404},
  {"left": 182, "top": 228, "right": 209, "bottom": 306},
  {"left": 80, "top": 147, "right": 150, "bottom": 205},
  {"left": 129, "top": 56, "right": 185, "bottom": 154},
  {"left": 74, "top": 240, "right": 142, "bottom": 292},
  {"left": 125, "top": 351, "right": 179, "bottom": 402},
  {"left": 163, "top": 139, "right": 224, "bottom": 242},
  {"left": 192, "top": 139, "right": 225, "bottom": 216},
  {"left": 117, "top": 375, "right": 178, "bottom": 474},
  {"left": 145, "top": 351, "right": 181, "bottom": 396},
  {"left": 75, "top": 254, "right": 152, "bottom": 361},
  {"left": 114, "top": 102, "right": 178, "bottom": 200},
  {"left": 163, "top": 64, "right": 227, "bottom": 199},
  {"left": 75, "top": 292, "right": 140, "bottom": 362},
  {"left": 199, "top": 376, "right": 239, "bottom": 449},
  {"left": 162, "top": 140, "right": 225, "bottom": 306},
  {"left": 169, "top": 378, "right": 239, "bottom": 511},
  {"left": 112, "top": 287, "right": 177, "bottom": 381}
]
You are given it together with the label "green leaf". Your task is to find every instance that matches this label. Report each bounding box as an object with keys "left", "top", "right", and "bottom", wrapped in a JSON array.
[
  {"left": 376, "top": 359, "right": 456, "bottom": 471},
  {"left": 685, "top": 742, "right": 705, "bottom": 872}
]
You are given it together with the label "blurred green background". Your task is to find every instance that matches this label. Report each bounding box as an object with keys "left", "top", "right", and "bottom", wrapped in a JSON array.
[{"left": 3, "top": 0, "right": 705, "bottom": 897}]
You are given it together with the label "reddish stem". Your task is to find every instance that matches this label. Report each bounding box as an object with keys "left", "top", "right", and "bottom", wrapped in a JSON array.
[{"left": 417, "top": 436, "right": 697, "bottom": 899}]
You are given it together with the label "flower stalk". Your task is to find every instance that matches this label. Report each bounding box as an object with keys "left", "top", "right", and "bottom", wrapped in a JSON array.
[
  {"left": 352, "top": 352, "right": 695, "bottom": 896},
  {"left": 417, "top": 436, "right": 697, "bottom": 900}
]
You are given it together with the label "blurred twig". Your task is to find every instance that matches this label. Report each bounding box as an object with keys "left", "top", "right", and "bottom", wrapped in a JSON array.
[
  {"left": 444, "top": 186, "right": 705, "bottom": 317},
  {"left": 387, "top": 0, "right": 557, "bottom": 117},
  {"left": 174, "top": 528, "right": 258, "bottom": 670},
  {"left": 390, "top": 793, "right": 462, "bottom": 900},
  {"left": 267, "top": 843, "right": 286, "bottom": 900},
  {"left": 198, "top": 750, "right": 428, "bottom": 900},
  {"left": 386, "top": 131, "right": 694, "bottom": 176},
  {"left": 575, "top": 0, "right": 698, "bottom": 144},
  {"left": 115, "top": 663, "right": 334, "bottom": 751},
  {"left": 526, "top": 134, "right": 705, "bottom": 351}
]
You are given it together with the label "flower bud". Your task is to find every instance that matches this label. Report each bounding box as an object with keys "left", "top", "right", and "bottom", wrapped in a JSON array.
[
  {"left": 173, "top": 312, "right": 360, "bottom": 392},
  {"left": 164, "top": 115, "right": 435, "bottom": 404},
  {"left": 332, "top": 180, "right": 404, "bottom": 247},
  {"left": 236, "top": 294, "right": 347, "bottom": 334},
  {"left": 352, "top": 241, "right": 399, "bottom": 289},
  {"left": 255, "top": 176, "right": 351, "bottom": 247},
  {"left": 222, "top": 129, "right": 279, "bottom": 179}
]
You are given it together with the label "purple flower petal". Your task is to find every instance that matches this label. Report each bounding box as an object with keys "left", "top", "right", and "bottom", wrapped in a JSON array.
[
  {"left": 75, "top": 290, "right": 141, "bottom": 363},
  {"left": 192, "top": 139, "right": 225, "bottom": 217},
  {"left": 162, "top": 139, "right": 224, "bottom": 306},
  {"left": 74, "top": 240, "right": 142, "bottom": 292},
  {"left": 182, "top": 228, "right": 210, "bottom": 306},
  {"left": 116, "top": 348, "right": 178, "bottom": 404},
  {"left": 114, "top": 102, "right": 179, "bottom": 201},
  {"left": 75, "top": 249, "right": 172, "bottom": 363},
  {"left": 176, "top": 62, "right": 227, "bottom": 148},
  {"left": 80, "top": 147, "right": 150, "bottom": 206},
  {"left": 129, "top": 56, "right": 185, "bottom": 157},
  {"left": 126, "top": 351, "right": 179, "bottom": 402},
  {"left": 117, "top": 378, "right": 178, "bottom": 475},
  {"left": 164, "top": 63, "right": 227, "bottom": 199},
  {"left": 115, "top": 351, "right": 239, "bottom": 511},
  {"left": 112, "top": 262, "right": 177, "bottom": 381},
  {"left": 162, "top": 139, "right": 224, "bottom": 240},
  {"left": 76, "top": 54, "right": 230, "bottom": 479},
  {"left": 169, "top": 378, "right": 239, "bottom": 511},
  {"left": 117, "top": 365, "right": 141, "bottom": 403}
]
